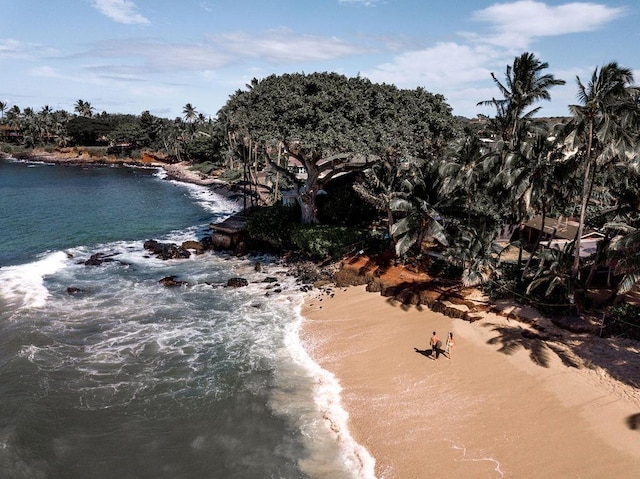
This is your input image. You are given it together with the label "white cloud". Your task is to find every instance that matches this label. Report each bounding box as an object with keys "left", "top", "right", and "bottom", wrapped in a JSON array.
[
  {"left": 470, "top": 1, "right": 625, "bottom": 49},
  {"left": 28, "top": 66, "right": 61, "bottom": 78},
  {"left": 0, "top": 38, "right": 58, "bottom": 60},
  {"left": 365, "top": 42, "right": 496, "bottom": 90},
  {"left": 209, "top": 28, "right": 373, "bottom": 63},
  {"left": 91, "top": 0, "right": 150, "bottom": 25},
  {"left": 84, "top": 39, "right": 232, "bottom": 74}
]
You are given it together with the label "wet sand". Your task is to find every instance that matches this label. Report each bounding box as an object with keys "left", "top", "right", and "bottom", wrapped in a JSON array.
[{"left": 301, "top": 285, "right": 640, "bottom": 478}]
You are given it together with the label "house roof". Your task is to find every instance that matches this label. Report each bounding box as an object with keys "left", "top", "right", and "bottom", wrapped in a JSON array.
[{"left": 523, "top": 215, "right": 597, "bottom": 241}]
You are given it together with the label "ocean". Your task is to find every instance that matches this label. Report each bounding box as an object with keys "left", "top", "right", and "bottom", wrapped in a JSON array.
[{"left": 0, "top": 158, "right": 374, "bottom": 479}]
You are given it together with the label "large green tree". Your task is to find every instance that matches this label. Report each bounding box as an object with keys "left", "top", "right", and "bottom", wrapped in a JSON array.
[{"left": 217, "top": 72, "right": 458, "bottom": 224}]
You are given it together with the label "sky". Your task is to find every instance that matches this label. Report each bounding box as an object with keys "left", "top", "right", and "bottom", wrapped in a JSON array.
[{"left": 0, "top": 0, "right": 638, "bottom": 120}]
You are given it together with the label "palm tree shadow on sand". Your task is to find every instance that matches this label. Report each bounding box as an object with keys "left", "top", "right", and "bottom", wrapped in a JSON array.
[
  {"left": 485, "top": 324, "right": 581, "bottom": 369},
  {"left": 626, "top": 413, "right": 640, "bottom": 431}
]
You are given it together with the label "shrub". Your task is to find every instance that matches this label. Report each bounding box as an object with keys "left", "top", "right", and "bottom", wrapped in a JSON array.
[
  {"left": 219, "top": 168, "right": 243, "bottom": 182},
  {"left": 246, "top": 203, "right": 300, "bottom": 250},
  {"left": 605, "top": 304, "right": 640, "bottom": 340},
  {"left": 290, "top": 225, "right": 369, "bottom": 260}
]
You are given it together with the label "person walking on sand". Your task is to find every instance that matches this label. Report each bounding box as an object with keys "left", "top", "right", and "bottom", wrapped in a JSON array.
[
  {"left": 445, "top": 331, "right": 455, "bottom": 359},
  {"left": 430, "top": 331, "right": 441, "bottom": 360}
]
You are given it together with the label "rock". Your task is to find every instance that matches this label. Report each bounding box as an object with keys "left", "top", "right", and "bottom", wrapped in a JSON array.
[
  {"left": 159, "top": 276, "right": 188, "bottom": 287},
  {"left": 263, "top": 277, "right": 278, "bottom": 283},
  {"left": 226, "top": 277, "right": 249, "bottom": 288},
  {"left": 551, "top": 315, "right": 599, "bottom": 334},
  {"left": 366, "top": 280, "right": 383, "bottom": 293},
  {"left": 144, "top": 239, "right": 191, "bottom": 260},
  {"left": 66, "top": 287, "right": 83, "bottom": 295},
  {"left": 82, "top": 252, "right": 118, "bottom": 266},
  {"left": 182, "top": 240, "right": 205, "bottom": 254}
]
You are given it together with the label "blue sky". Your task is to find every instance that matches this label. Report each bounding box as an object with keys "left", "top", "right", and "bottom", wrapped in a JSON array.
[{"left": 1, "top": 0, "right": 637, "bottom": 119}]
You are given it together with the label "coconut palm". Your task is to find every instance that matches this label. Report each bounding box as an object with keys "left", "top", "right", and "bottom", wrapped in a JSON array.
[
  {"left": 182, "top": 103, "right": 198, "bottom": 123},
  {"left": 563, "top": 62, "right": 639, "bottom": 282},
  {"left": 608, "top": 227, "right": 640, "bottom": 294},
  {"left": 74, "top": 99, "right": 94, "bottom": 117},
  {"left": 0, "top": 101, "right": 7, "bottom": 121},
  {"left": 445, "top": 225, "right": 505, "bottom": 287},
  {"left": 478, "top": 52, "right": 565, "bottom": 141}
]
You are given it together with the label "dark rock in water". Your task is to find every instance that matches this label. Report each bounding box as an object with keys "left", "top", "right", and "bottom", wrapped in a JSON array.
[
  {"left": 263, "top": 277, "right": 278, "bottom": 283},
  {"left": 82, "top": 252, "right": 118, "bottom": 266},
  {"left": 144, "top": 239, "right": 191, "bottom": 260},
  {"left": 200, "top": 235, "right": 213, "bottom": 250},
  {"left": 254, "top": 262, "right": 263, "bottom": 272},
  {"left": 182, "top": 240, "right": 206, "bottom": 255},
  {"left": 159, "top": 276, "right": 188, "bottom": 287},
  {"left": 226, "top": 277, "right": 249, "bottom": 288},
  {"left": 66, "top": 287, "right": 83, "bottom": 295}
]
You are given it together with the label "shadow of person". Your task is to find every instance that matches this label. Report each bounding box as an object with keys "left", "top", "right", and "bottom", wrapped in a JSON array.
[{"left": 414, "top": 347, "right": 433, "bottom": 358}]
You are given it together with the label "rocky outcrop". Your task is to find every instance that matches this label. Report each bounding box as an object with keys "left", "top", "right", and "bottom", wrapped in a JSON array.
[
  {"left": 159, "top": 276, "right": 189, "bottom": 287},
  {"left": 81, "top": 252, "right": 129, "bottom": 267},
  {"left": 181, "top": 240, "right": 206, "bottom": 255},
  {"left": 143, "top": 240, "right": 191, "bottom": 260},
  {"left": 226, "top": 277, "right": 249, "bottom": 287}
]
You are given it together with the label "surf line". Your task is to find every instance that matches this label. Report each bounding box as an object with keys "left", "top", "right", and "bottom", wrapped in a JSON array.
[{"left": 449, "top": 441, "right": 505, "bottom": 478}]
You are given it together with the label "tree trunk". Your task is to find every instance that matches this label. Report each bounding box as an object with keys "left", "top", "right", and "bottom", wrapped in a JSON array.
[
  {"left": 298, "top": 189, "right": 319, "bottom": 224},
  {"left": 572, "top": 121, "right": 595, "bottom": 281}
]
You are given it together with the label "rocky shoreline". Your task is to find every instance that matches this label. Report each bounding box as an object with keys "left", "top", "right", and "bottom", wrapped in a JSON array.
[{"left": 0, "top": 148, "right": 618, "bottom": 334}]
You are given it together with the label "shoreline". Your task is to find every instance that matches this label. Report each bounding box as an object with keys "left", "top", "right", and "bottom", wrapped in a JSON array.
[
  {"left": 301, "top": 285, "right": 640, "bottom": 478},
  {"left": 1, "top": 148, "right": 246, "bottom": 207}
]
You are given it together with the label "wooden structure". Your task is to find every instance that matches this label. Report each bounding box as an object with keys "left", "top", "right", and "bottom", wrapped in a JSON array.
[{"left": 209, "top": 212, "right": 249, "bottom": 250}]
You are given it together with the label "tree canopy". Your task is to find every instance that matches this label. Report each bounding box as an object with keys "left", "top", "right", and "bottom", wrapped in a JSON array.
[{"left": 217, "top": 72, "right": 459, "bottom": 223}]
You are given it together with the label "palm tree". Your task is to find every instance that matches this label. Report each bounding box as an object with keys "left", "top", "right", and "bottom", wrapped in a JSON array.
[
  {"left": 445, "top": 225, "right": 505, "bottom": 287},
  {"left": 389, "top": 159, "right": 448, "bottom": 257},
  {"left": 609, "top": 228, "right": 640, "bottom": 294},
  {"left": 564, "top": 63, "right": 639, "bottom": 282},
  {"left": 0, "top": 101, "right": 7, "bottom": 121},
  {"left": 74, "top": 99, "right": 94, "bottom": 117},
  {"left": 182, "top": 103, "right": 198, "bottom": 123},
  {"left": 478, "top": 52, "right": 565, "bottom": 141}
]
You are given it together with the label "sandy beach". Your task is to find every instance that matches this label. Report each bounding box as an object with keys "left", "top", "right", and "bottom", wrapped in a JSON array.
[{"left": 301, "top": 285, "right": 640, "bottom": 478}]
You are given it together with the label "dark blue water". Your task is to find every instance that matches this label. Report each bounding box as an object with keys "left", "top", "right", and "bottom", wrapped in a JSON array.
[
  {"left": 0, "top": 158, "right": 373, "bottom": 479},
  {"left": 0, "top": 160, "right": 215, "bottom": 266}
]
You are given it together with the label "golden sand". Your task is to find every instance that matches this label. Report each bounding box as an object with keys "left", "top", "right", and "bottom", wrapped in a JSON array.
[{"left": 301, "top": 285, "right": 640, "bottom": 478}]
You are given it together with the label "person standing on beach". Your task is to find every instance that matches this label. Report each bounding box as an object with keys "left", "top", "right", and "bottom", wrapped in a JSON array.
[
  {"left": 445, "top": 332, "right": 455, "bottom": 359},
  {"left": 430, "top": 331, "right": 440, "bottom": 360}
]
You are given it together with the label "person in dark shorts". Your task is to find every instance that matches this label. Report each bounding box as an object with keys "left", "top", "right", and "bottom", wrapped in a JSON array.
[{"left": 430, "top": 331, "right": 441, "bottom": 360}]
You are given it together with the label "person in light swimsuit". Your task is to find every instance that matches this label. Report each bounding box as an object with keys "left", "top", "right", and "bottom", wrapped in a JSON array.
[{"left": 445, "top": 332, "right": 455, "bottom": 359}]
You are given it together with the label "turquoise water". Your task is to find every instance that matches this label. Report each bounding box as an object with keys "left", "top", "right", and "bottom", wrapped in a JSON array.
[
  {"left": 0, "top": 158, "right": 374, "bottom": 479},
  {"left": 0, "top": 160, "right": 216, "bottom": 266}
]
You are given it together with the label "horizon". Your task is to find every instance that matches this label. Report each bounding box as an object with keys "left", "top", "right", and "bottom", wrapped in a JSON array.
[{"left": 1, "top": 1, "right": 638, "bottom": 120}]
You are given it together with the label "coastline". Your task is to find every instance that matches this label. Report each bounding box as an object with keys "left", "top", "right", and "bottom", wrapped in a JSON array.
[
  {"left": 301, "top": 285, "right": 640, "bottom": 478},
  {"left": 0, "top": 148, "right": 245, "bottom": 206},
  {"left": 5, "top": 148, "right": 640, "bottom": 476}
]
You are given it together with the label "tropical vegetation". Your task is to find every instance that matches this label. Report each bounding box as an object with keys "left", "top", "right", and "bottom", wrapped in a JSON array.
[{"left": 2, "top": 54, "right": 640, "bottom": 337}]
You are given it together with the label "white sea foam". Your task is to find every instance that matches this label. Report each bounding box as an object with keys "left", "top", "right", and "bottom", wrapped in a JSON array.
[
  {"left": 268, "top": 299, "right": 377, "bottom": 479},
  {"left": 157, "top": 169, "right": 241, "bottom": 217},
  {"left": 451, "top": 441, "right": 505, "bottom": 478},
  {"left": 0, "top": 250, "right": 69, "bottom": 309}
]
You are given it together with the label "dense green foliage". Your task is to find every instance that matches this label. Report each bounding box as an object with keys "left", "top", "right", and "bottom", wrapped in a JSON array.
[
  {"left": 3, "top": 55, "right": 640, "bottom": 317},
  {"left": 216, "top": 72, "right": 460, "bottom": 224}
]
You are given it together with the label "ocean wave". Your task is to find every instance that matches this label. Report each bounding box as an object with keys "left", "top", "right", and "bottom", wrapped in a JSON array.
[{"left": 0, "top": 250, "right": 69, "bottom": 309}]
